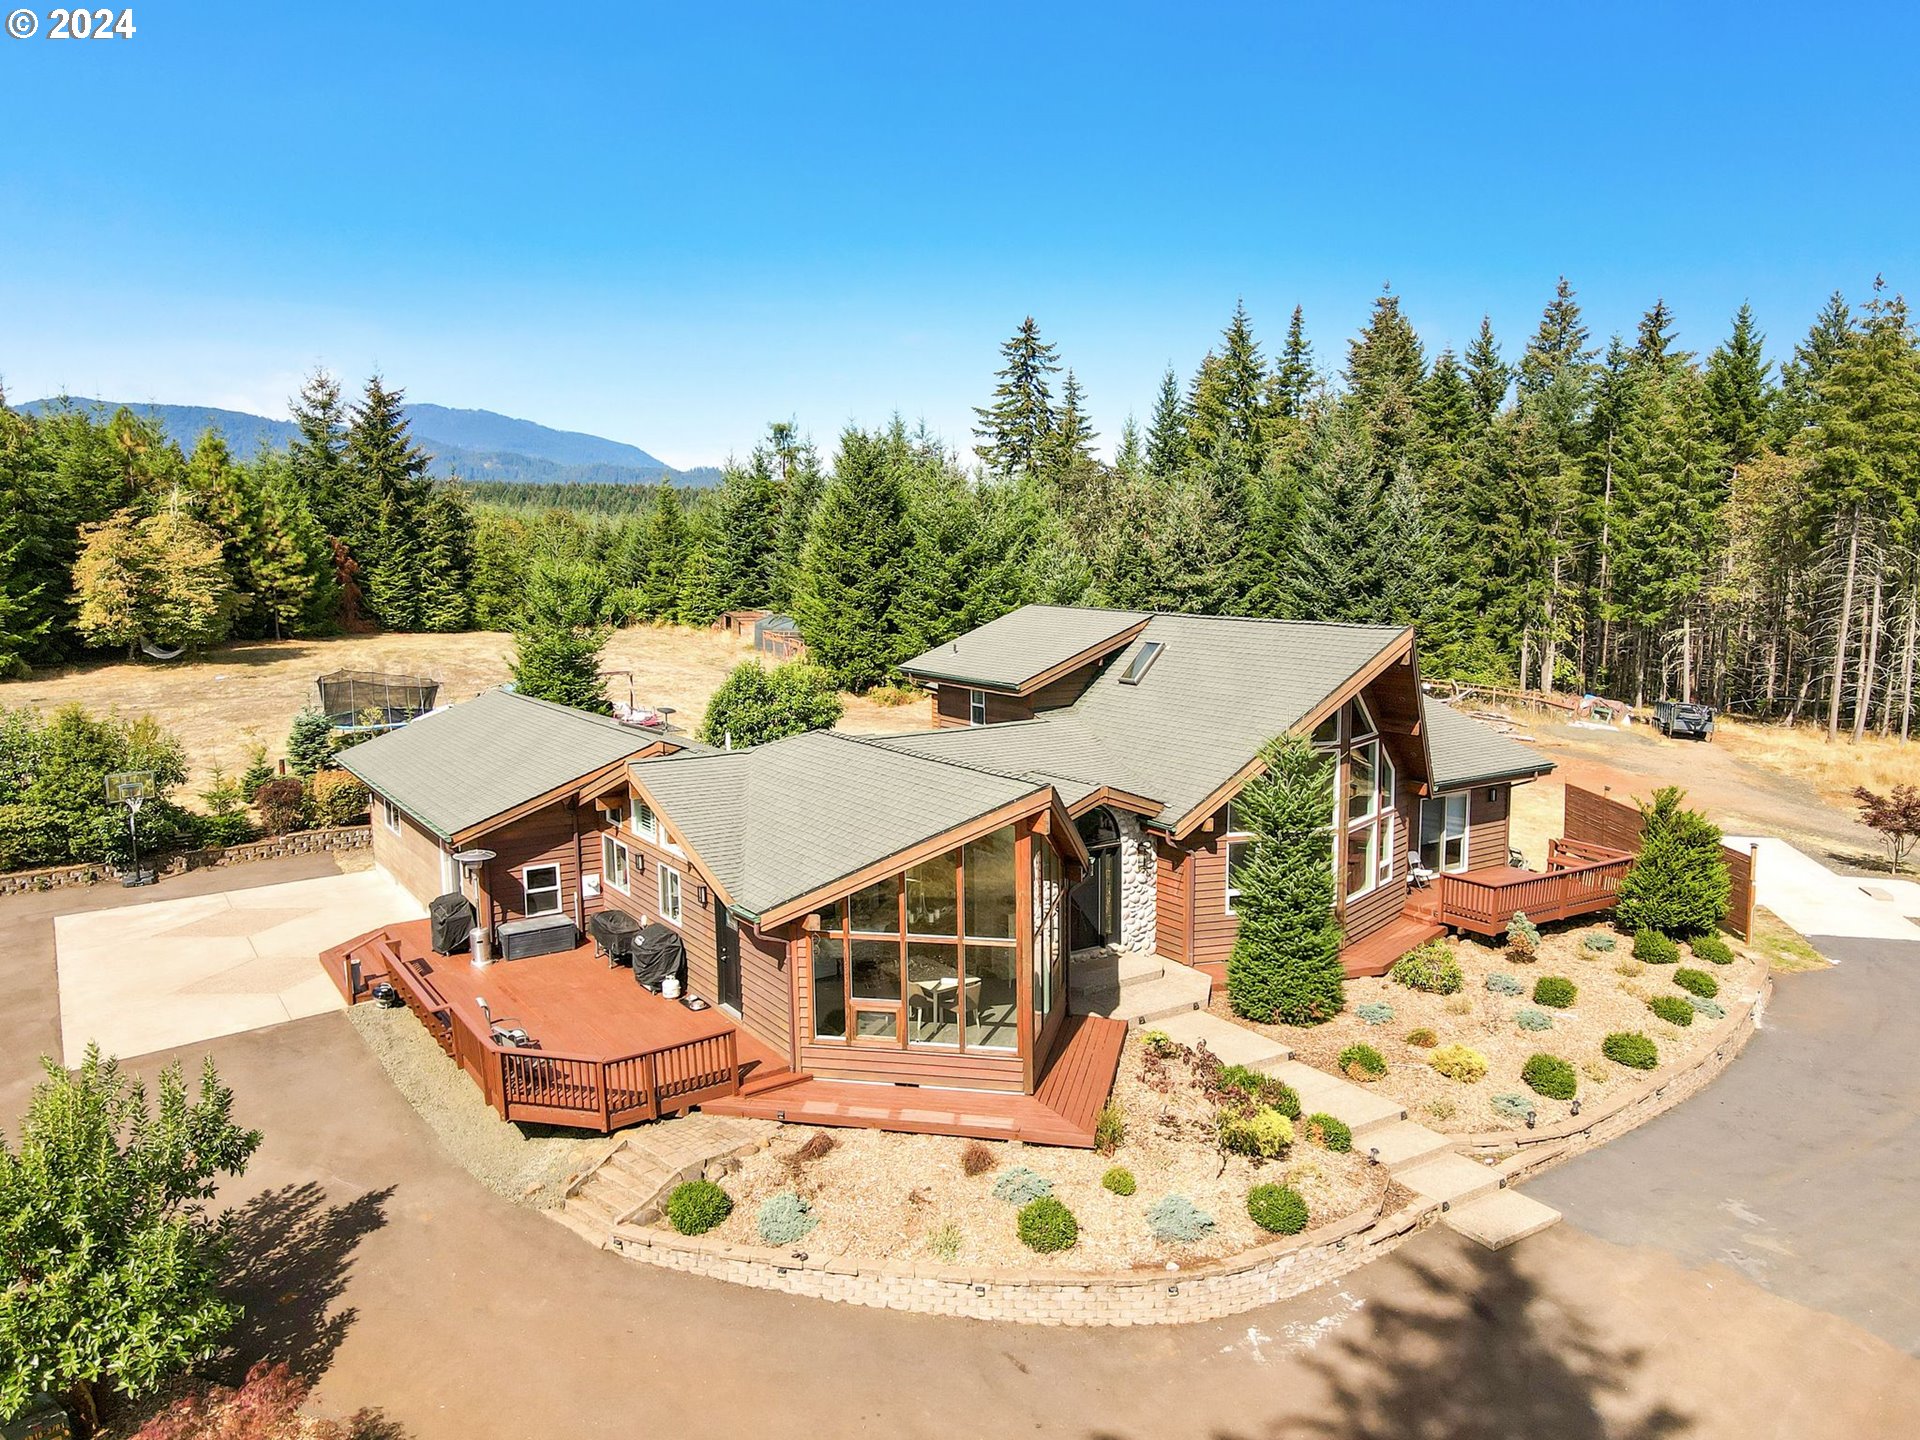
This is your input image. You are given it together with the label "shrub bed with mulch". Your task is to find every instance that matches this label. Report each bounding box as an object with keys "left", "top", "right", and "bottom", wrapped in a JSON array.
[{"left": 1213, "top": 920, "right": 1764, "bottom": 1134}]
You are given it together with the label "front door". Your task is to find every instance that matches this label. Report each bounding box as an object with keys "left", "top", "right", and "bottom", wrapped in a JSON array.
[
  {"left": 1069, "top": 807, "right": 1123, "bottom": 950},
  {"left": 717, "top": 909, "right": 743, "bottom": 1014}
]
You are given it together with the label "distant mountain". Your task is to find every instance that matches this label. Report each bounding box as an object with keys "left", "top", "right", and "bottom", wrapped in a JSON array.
[{"left": 17, "top": 397, "right": 719, "bottom": 488}]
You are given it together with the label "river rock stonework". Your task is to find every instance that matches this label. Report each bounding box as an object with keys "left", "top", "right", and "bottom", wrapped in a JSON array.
[{"left": 1116, "top": 810, "right": 1157, "bottom": 953}]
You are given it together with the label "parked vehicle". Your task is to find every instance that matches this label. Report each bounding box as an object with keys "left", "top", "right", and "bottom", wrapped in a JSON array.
[{"left": 1651, "top": 698, "right": 1714, "bottom": 740}]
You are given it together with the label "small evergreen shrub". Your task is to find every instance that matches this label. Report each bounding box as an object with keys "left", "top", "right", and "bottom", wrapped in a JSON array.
[
  {"left": 1102, "top": 1166, "right": 1137, "bottom": 1196},
  {"left": 1514, "top": 1007, "right": 1553, "bottom": 1032},
  {"left": 1506, "top": 912, "right": 1541, "bottom": 961},
  {"left": 1692, "top": 933, "right": 1735, "bottom": 965},
  {"left": 1246, "top": 1183, "right": 1310, "bottom": 1235},
  {"left": 1404, "top": 1027, "right": 1438, "bottom": 1048},
  {"left": 1648, "top": 994, "right": 1695, "bottom": 1026},
  {"left": 1017, "top": 1196, "right": 1079, "bottom": 1253},
  {"left": 1602, "top": 1031, "right": 1659, "bottom": 1069},
  {"left": 1094, "top": 1099, "right": 1126, "bottom": 1154},
  {"left": 1338, "top": 1043, "right": 1387, "bottom": 1080},
  {"left": 1217, "top": 1105, "right": 1294, "bottom": 1157},
  {"left": 1429, "top": 1043, "right": 1489, "bottom": 1083},
  {"left": 926, "top": 1222, "right": 962, "bottom": 1261},
  {"left": 1355, "top": 1001, "right": 1395, "bottom": 1026},
  {"left": 1486, "top": 971, "right": 1525, "bottom": 996},
  {"left": 1217, "top": 1065, "right": 1301, "bottom": 1118},
  {"left": 1389, "top": 940, "right": 1463, "bottom": 994},
  {"left": 1672, "top": 967, "right": 1719, "bottom": 999},
  {"left": 756, "top": 1192, "right": 818, "bottom": 1245},
  {"left": 1532, "top": 975, "right": 1577, "bottom": 1009},
  {"left": 1633, "top": 930, "right": 1681, "bottom": 964},
  {"left": 309, "top": 768, "right": 370, "bottom": 827},
  {"left": 1491, "top": 1093, "right": 1536, "bottom": 1123},
  {"left": 1147, "top": 1193, "right": 1216, "bottom": 1243},
  {"left": 960, "top": 1140, "right": 996, "bottom": 1176},
  {"left": 1583, "top": 932, "right": 1618, "bottom": 954},
  {"left": 1522, "top": 1053, "right": 1578, "bottom": 1100},
  {"left": 1140, "top": 1029, "right": 1179, "bottom": 1058},
  {"left": 1425, "top": 1097, "right": 1457, "bottom": 1120},
  {"left": 1689, "top": 995, "right": 1726, "bottom": 1019},
  {"left": 1303, "top": 1112, "right": 1352, "bottom": 1152},
  {"left": 1616, "top": 786, "right": 1732, "bottom": 936},
  {"left": 992, "top": 1166, "right": 1053, "bottom": 1204},
  {"left": 665, "top": 1180, "right": 732, "bottom": 1236}
]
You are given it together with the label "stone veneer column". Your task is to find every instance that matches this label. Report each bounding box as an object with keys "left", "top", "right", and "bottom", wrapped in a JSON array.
[{"left": 1114, "top": 811, "right": 1158, "bottom": 953}]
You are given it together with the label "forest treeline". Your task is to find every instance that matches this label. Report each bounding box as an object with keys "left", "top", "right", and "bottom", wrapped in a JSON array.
[{"left": 4, "top": 276, "right": 1918, "bottom": 737}]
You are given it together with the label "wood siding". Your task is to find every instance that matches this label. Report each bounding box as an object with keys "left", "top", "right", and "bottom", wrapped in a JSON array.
[
  {"left": 372, "top": 806, "right": 447, "bottom": 910},
  {"left": 481, "top": 803, "right": 609, "bottom": 934},
  {"left": 1465, "top": 784, "right": 1512, "bottom": 871},
  {"left": 1154, "top": 839, "right": 1191, "bottom": 964},
  {"left": 739, "top": 922, "right": 794, "bottom": 1064},
  {"left": 929, "top": 660, "right": 1108, "bottom": 728}
]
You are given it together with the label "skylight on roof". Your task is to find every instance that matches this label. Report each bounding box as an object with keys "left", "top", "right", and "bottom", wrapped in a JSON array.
[{"left": 1117, "top": 640, "right": 1164, "bottom": 685}]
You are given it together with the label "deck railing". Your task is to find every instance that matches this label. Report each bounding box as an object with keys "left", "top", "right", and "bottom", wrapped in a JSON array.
[
  {"left": 1436, "top": 840, "right": 1634, "bottom": 936},
  {"left": 368, "top": 940, "right": 739, "bottom": 1133}
]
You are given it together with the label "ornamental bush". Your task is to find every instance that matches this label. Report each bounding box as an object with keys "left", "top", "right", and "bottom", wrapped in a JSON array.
[
  {"left": 308, "top": 768, "right": 370, "bottom": 827},
  {"left": 666, "top": 1179, "right": 732, "bottom": 1236},
  {"left": 1139, "top": 1029, "right": 1180, "bottom": 1058},
  {"left": 1338, "top": 1043, "right": 1387, "bottom": 1079},
  {"left": 1583, "top": 932, "right": 1618, "bottom": 954},
  {"left": 756, "top": 1192, "right": 818, "bottom": 1245},
  {"left": 1521, "top": 1053, "right": 1578, "bottom": 1100},
  {"left": 1648, "top": 994, "right": 1695, "bottom": 1026},
  {"left": 1246, "top": 1183, "right": 1310, "bottom": 1235},
  {"left": 1485, "top": 971, "right": 1525, "bottom": 996},
  {"left": 960, "top": 1140, "right": 995, "bottom": 1176},
  {"left": 1404, "top": 1027, "right": 1438, "bottom": 1048},
  {"left": 1633, "top": 929, "right": 1681, "bottom": 965},
  {"left": 1093, "top": 1099, "right": 1126, "bottom": 1155},
  {"left": 1147, "top": 1193, "right": 1216, "bottom": 1243},
  {"left": 1017, "top": 1196, "right": 1079, "bottom": 1253},
  {"left": 1429, "top": 1043, "right": 1489, "bottom": 1083},
  {"left": 1616, "top": 786, "right": 1732, "bottom": 937},
  {"left": 1689, "top": 996, "right": 1727, "bottom": 1019},
  {"left": 1491, "top": 1093, "right": 1536, "bottom": 1123},
  {"left": 1514, "top": 1007, "right": 1553, "bottom": 1032},
  {"left": 1355, "top": 1001, "right": 1395, "bottom": 1026},
  {"left": 1217, "top": 1105, "right": 1294, "bottom": 1158},
  {"left": 991, "top": 1166, "right": 1052, "bottom": 1204},
  {"left": 1506, "top": 912, "right": 1541, "bottom": 961},
  {"left": 1602, "top": 1031, "right": 1659, "bottom": 1069},
  {"left": 1101, "top": 1166, "right": 1137, "bottom": 1196},
  {"left": 699, "top": 660, "right": 845, "bottom": 749},
  {"left": 1303, "top": 1112, "right": 1353, "bottom": 1152},
  {"left": 1390, "top": 940, "right": 1463, "bottom": 994},
  {"left": 1217, "top": 1064, "right": 1301, "bottom": 1118},
  {"left": 1532, "top": 975, "right": 1577, "bottom": 1009},
  {"left": 1672, "top": 967, "right": 1719, "bottom": 999},
  {"left": 1691, "top": 933, "right": 1735, "bottom": 965}
]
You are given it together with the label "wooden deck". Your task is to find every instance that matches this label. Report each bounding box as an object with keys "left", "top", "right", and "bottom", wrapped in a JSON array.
[
  {"left": 1339, "top": 908, "right": 1446, "bottom": 977},
  {"left": 705, "top": 1013, "right": 1129, "bottom": 1148},
  {"left": 1436, "top": 839, "right": 1632, "bottom": 936}
]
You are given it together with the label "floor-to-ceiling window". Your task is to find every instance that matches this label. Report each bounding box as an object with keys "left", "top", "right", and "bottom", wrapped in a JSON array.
[
  {"left": 1420, "top": 792, "right": 1470, "bottom": 873},
  {"left": 1341, "top": 698, "right": 1396, "bottom": 900}
]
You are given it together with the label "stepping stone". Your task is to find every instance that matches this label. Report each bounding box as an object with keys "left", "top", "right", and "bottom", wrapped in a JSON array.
[
  {"left": 1150, "top": 1010, "right": 1290, "bottom": 1067},
  {"left": 1444, "top": 1189, "right": 1562, "bottom": 1250},
  {"left": 1258, "top": 1060, "right": 1407, "bottom": 1135},
  {"left": 1395, "top": 1151, "right": 1502, "bottom": 1208},
  {"left": 1359, "top": 1119, "right": 1453, "bottom": 1170}
]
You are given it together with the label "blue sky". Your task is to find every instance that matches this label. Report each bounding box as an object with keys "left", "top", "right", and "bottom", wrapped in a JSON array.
[{"left": 2, "top": 1, "right": 1916, "bottom": 468}]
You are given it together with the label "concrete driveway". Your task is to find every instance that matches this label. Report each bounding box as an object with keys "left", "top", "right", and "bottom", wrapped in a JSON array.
[
  {"left": 1726, "top": 835, "right": 1920, "bottom": 946},
  {"left": 52, "top": 868, "right": 422, "bottom": 1066}
]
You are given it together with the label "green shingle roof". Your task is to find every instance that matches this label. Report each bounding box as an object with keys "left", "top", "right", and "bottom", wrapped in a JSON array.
[
  {"left": 630, "top": 730, "right": 1047, "bottom": 919},
  {"left": 340, "top": 688, "right": 660, "bottom": 840},
  {"left": 1421, "top": 696, "right": 1556, "bottom": 790},
  {"left": 899, "top": 604, "right": 1148, "bottom": 690}
]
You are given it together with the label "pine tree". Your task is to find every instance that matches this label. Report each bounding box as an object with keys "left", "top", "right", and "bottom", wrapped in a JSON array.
[
  {"left": 1044, "top": 370, "right": 1098, "bottom": 477},
  {"left": 1225, "top": 734, "right": 1345, "bottom": 1025},
  {"left": 1189, "top": 300, "right": 1272, "bottom": 457},
  {"left": 791, "top": 424, "right": 913, "bottom": 689},
  {"left": 1772, "top": 290, "right": 1853, "bottom": 447},
  {"left": 413, "top": 486, "right": 475, "bottom": 632},
  {"left": 1145, "top": 366, "right": 1192, "bottom": 478},
  {"left": 675, "top": 528, "right": 726, "bottom": 626},
  {"left": 708, "top": 451, "right": 781, "bottom": 610},
  {"left": 1615, "top": 787, "right": 1731, "bottom": 936},
  {"left": 1272, "top": 305, "right": 1316, "bottom": 420},
  {"left": 1464, "top": 316, "right": 1511, "bottom": 422},
  {"left": 1345, "top": 287, "right": 1428, "bottom": 464},
  {"left": 509, "top": 557, "right": 611, "bottom": 712},
  {"left": 972, "top": 318, "right": 1060, "bottom": 478},
  {"left": 1705, "top": 302, "right": 1772, "bottom": 468},
  {"left": 637, "top": 482, "right": 689, "bottom": 619},
  {"left": 287, "top": 371, "right": 350, "bottom": 540},
  {"left": 1283, "top": 406, "right": 1388, "bottom": 622},
  {"left": 344, "top": 376, "right": 433, "bottom": 629}
]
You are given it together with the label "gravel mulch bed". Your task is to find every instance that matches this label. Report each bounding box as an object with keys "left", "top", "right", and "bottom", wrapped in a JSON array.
[
  {"left": 1216, "top": 921, "right": 1766, "bottom": 1134},
  {"left": 348, "top": 1003, "right": 609, "bottom": 1207},
  {"left": 683, "top": 1039, "right": 1385, "bottom": 1271}
]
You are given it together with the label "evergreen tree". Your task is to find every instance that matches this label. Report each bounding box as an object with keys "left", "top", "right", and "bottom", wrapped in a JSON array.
[
  {"left": 1464, "top": 316, "right": 1510, "bottom": 422},
  {"left": 1419, "top": 349, "right": 1476, "bottom": 454},
  {"left": 344, "top": 376, "right": 433, "bottom": 629},
  {"left": 1044, "top": 370, "right": 1099, "bottom": 478},
  {"left": 1112, "top": 416, "right": 1144, "bottom": 479},
  {"left": 972, "top": 318, "right": 1060, "bottom": 478},
  {"left": 766, "top": 422, "right": 825, "bottom": 609},
  {"left": 707, "top": 451, "right": 781, "bottom": 611},
  {"left": 1189, "top": 300, "right": 1272, "bottom": 457},
  {"left": 1614, "top": 786, "right": 1732, "bottom": 936},
  {"left": 509, "top": 556, "right": 611, "bottom": 712},
  {"left": 0, "top": 395, "right": 57, "bottom": 675},
  {"left": 287, "top": 370, "right": 350, "bottom": 539},
  {"left": 1225, "top": 734, "right": 1345, "bottom": 1025},
  {"left": 675, "top": 526, "right": 726, "bottom": 626},
  {"left": 1145, "top": 365, "right": 1192, "bottom": 478},
  {"left": 413, "top": 486, "right": 475, "bottom": 631},
  {"left": 791, "top": 424, "right": 914, "bottom": 689},
  {"left": 248, "top": 458, "right": 335, "bottom": 638},
  {"left": 285, "top": 708, "right": 336, "bottom": 776},
  {"left": 1272, "top": 305, "right": 1316, "bottom": 420},
  {"left": 1772, "top": 290, "right": 1853, "bottom": 446},
  {"left": 637, "top": 482, "right": 689, "bottom": 619},
  {"left": 1283, "top": 406, "right": 1388, "bottom": 621},
  {"left": 1518, "top": 277, "right": 1593, "bottom": 399},
  {"left": 1705, "top": 302, "right": 1772, "bottom": 468},
  {"left": 1236, "top": 459, "right": 1303, "bottom": 620}
]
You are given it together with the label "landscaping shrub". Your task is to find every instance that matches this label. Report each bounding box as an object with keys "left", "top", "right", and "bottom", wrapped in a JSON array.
[
  {"left": 1522, "top": 1053, "right": 1578, "bottom": 1100},
  {"left": 1102, "top": 1165, "right": 1137, "bottom": 1196},
  {"left": 309, "top": 768, "right": 370, "bottom": 827},
  {"left": 1648, "top": 994, "right": 1695, "bottom": 1027},
  {"left": 1146, "top": 1193, "right": 1216, "bottom": 1243},
  {"left": 1692, "top": 933, "right": 1735, "bottom": 966},
  {"left": 1616, "top": 958, "right": 1645, "bottom": 978},
  {"left": 960, "top": 1140, "right": 996, "bottom": 1177},
  {"left": 1425, "top": 1097, "right": 1457, "bottom": 1120},
  {"left": 1355, "top": 1000, "right": 1395, "bottom": 1026},
  {"left": 1303, "top": 1112, "right": 1352, "bottom": 1152},
  {"left": 1404, "top": 1027, "right": 1438, "bottom": 1048},
  {"left": 699, "top": 660, "right": 845, "bottom": 749},
  {"left": 1246, "top": 1183, "right": 1310, "bottom": 1235},
  {"left": 1094, "top": 1099, "right": 1126, "bottom": 1155},
  {"left": 795, "top": 1130, "right": 837, "bottom": 1163},
  {"left": 1582, "top": 1058, "right": 1612, "bottom": 1082},
  {"left": 1217, "top": 1064, "right": 1301, "bottom": 1118},
  {"left": 1139, "top": 1029, "right": 1179, "bottom": 1059},
  {"left": 1390, "top": 940, "right": 1463, "bottom": 994},
  {"left": 1429, "top": 1043, "right": 1489, "bottom": 1083},
  {"left": 1514, "top": 1007, "right": 1552, "bottom": 1032},
  {"left": 756, "top": 1192, "right": 818, "bottom": 1245},
  {"left": 194, "top": 811, "right": 256, "bottom": 848},
  {"left": 1017, "top": 1196, "right": 1079, "bottom": 1253},
  {"left": 1506, "top": 912, "right": 1541, "bottom": 961},
  {"left": 1673, "top": 967, "right": 1719, "bottom": 999},
  {"left": 1338, "top": 1043, "right": 1387, "bottom": 1080},
  {"left": 1633, "top": 929, "right": 1681, "bottom": 964},
  {"left": 666, "top": 1179, "right": 732, "bottom": 1236},
  {"left": 252, "top": 777, "right": 307, "bottom": 836},
  {"left": 1532, "top": 975, "right": 1577, "bottom": 1009},
  {"left": 1616, "top": 786, "right": 1732, "bottom": 937},
  {"left": 1485, "top": 971, "right": 1525, "bottom": 996},
  {"left": 926, "top": 1222, "right": 962, "bottom": 1262},
  {"left": 1491, "top": 1093, "right": 1536, "bottom": 1123},
  {"left": 1602, "top": 1031, "right": 1660, "bottom": 1069},
  {"left": 1689, "top": 995, "right": 1727, "bottom": 1019},
  {"left": 1583, "top": 932, "right": 1618, "bottom": 954},
  {"left": 1217, "top": 1105, "right": 1294, "bottom": 1158},
  {"left": 992, "top": 1166, "right": 1052, "bottom": 1204},
  {"left": 1225, "top": 735, "right": 1346, "bottom": 1025},
  {"left": 285, "top": 707, "right": 337, "bottom": 776}
]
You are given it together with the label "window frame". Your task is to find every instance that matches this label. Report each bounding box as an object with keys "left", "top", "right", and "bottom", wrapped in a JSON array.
[
  {"left": 632, "top": 801, "right": 658, "bottom": 843},
  {"left": 1421, "top": 792, "right": 1471, "bottom": 873},
  {"left": 657, "top": 865, "right": 683, "bottom": 926},
  {"left": 1223, "top": 798, "right": 1254, "bottom": 917},
  {"left": 521, "top": 862, "right": 563, "bottom": 917},
  {"left": 968, "top": 688, "right": 987, "bottom": 726},
  {"left": 381, "top": 795, "right": 402, "bottom": 835},
  {"left": 601, "top": 833, "right": 630, "bottom": 894}
]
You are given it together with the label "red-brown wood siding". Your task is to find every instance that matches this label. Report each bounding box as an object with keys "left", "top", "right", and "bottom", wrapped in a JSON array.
[
  {"left": 605, "top": 823, "right": 721, "bottom": 1000},
  {"left": 1154, "top": 839, "right": 1191, "bottom": 963},
  {"left": 738, "top": 922, "right": 793, "bottom": 1062},
  {"left": 929, "top": 660, "right": 1107, "bottom": 728},
  {"left": 1465, "top": 784, "right": 1512, "bottom": 871},
  {"left": 372, "top": 807, "right": 447, "bottom": 910},
  {"left": 481, "top": 804, "right": 608, "bottom": 934}
]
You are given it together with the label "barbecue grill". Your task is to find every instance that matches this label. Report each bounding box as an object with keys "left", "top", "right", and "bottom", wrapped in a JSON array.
[{"left": 588, "top": 908, "right": 645, "bottom": 968}]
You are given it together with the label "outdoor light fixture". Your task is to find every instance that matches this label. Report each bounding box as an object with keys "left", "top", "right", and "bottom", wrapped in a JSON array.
[
  {"left": 1571, "top": 1099, "right": 1582, "bottom": 1116},
  {"left": 453, "top": 848, "right": 497, "bottom": 966}
]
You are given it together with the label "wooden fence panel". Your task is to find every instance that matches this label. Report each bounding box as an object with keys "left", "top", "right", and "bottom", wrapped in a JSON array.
[{"left": 1562, "top": 784, "right": 1757, "bottom": 939}]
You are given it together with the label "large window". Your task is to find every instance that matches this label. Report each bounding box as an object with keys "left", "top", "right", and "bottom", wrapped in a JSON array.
[
  {"left": 1341, "top": 699, "right": 1396, "bottom": 901},
  {"left": 1224, "top": 799, "right": 1253, "bottom": 916},
  {"left": 1421, "top": 793, "right": 1469, "bottom": 873},
  {"left": 522, "top": 863, "right": 562, "bottom": 916},
  {"left": 658, "top": 865, "right": 683, "bottom": 926},
  {"left": 601, "top": 833, "right": 631, "bottom": 894},
  {"left": 808, "top": 823, "right": 1021, "bottom": 1051}
]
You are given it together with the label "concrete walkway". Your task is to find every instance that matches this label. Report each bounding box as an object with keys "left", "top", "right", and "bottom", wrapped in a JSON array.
[{"left": 1725, "top": 834, "right": 1920, "bottom": 946}]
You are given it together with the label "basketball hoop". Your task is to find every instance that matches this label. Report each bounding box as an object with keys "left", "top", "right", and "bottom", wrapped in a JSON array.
[{"left": 105, "top": 771, "right": 156, "bottom": 886}]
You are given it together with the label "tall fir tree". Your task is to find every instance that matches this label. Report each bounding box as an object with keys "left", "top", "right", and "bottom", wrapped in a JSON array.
[
  {"left": 637, "top": 482, "right": 689, "bottom": 619},
  {"left": 1188, "top": 300, "right": 1272, "bottom": 458},
  {"left": 1145, "top": 365, "right": 1192, "bottom": 479},
  {"left": 791, "top": 424, "right": 913, "bottom": 689},
  {"left": 1271, "top": 305, "right": 1316, "bottom": 420},
  {"left": 1464, "top": 316, "right": 1511, "bottom": 422},
  {"left": 972, "top": 318, "right": 1060, "bottom": 479},
  {"left": 287, "top": 371, "right": 350, "bottom": 540},
  {"left": 1044, "top": 370, "right": 1098, "bottom": 477},
  {"left": 1704, "top": 302, "right": 1773, "bottom": 469},
  {"left": 1772, "top": 290, "right": 1853, "bottom": 447},
  {"left": 343, "top": 376, "right": 433, "bottom": 630}
]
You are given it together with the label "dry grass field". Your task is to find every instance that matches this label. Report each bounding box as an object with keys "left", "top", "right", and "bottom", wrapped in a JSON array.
[
  {"left": 1713, "top": 715, "right": 1920, "bottom": 808},
  {"left": 1, "top": 625, "right": 933, "bottom": 799}
]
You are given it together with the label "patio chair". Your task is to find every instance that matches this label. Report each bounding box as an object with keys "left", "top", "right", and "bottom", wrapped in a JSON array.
[{"left": 1407, "top": 851, "right": 1437, "bottom": 888}]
